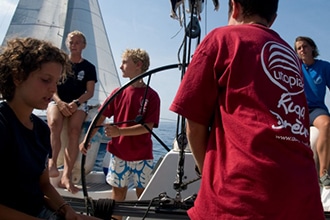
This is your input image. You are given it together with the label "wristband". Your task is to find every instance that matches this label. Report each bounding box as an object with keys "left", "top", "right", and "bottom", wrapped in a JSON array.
[
  {"left": 56, "top": 202, "right": 70, "bottom": 214},
  {"left": 73, "top": 99, "right": 81, "bottom": 107}
]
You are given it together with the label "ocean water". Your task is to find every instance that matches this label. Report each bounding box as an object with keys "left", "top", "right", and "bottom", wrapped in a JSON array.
[{"left": 93, "top": 121, "right": 178, "bottom": 171}]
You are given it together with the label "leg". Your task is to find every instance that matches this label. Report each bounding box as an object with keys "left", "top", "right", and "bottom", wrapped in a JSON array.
[
  {"left": 313, "top": 114, "right": 330, "bottom": 187},
  {"left": 106, "top": 155, "right": 130, "bottom": 220},
  {"left": 59, "top": 109, "right": 86, "bottom": 193},
  {"left": 112, "top": 186, "right": 128, "bottom": 220},
  {"left": 136, "top": 187, "right": 145, "bottom": 198},
  {"left": 47, "top": 103, "right": 65, "bottom": 178},
  {"left": 133, "top": 159, "right": 154, "bottom": 198}
]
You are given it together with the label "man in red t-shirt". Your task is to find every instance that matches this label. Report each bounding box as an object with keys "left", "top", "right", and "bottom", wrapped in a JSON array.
[{"left": 170, "top": 0, "right": 324, "bottom": 219}]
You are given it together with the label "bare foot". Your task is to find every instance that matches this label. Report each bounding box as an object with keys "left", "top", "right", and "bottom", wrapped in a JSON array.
[
  {"left": 58, "top": 178, "right": 79, "bottom": 194},
  {"left": 48, "top": 165, "right": 59, "bottom": 178}
]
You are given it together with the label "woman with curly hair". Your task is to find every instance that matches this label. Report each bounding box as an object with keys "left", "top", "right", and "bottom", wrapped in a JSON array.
[{"left": 0, "top": 37, "right": 100, "bottom": 220}]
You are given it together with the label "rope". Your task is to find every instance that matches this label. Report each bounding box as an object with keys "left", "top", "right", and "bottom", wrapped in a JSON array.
[{"left": 93, "top": 199, "right": 115, "bottom": 220}]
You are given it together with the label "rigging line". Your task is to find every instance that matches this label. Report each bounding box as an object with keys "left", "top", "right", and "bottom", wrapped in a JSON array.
[
  {"left": 171, "top": 25, "right": 183, "bottom": 39},
  {"left": 180, "top": 4, "right": 188, "bottom": 81},
  {"left": 187, "top": 0, "right": 198, "bottom": 65},
  {"left": 177, "top": 36, "right": 185, "bottom": 64},
  {"left": 205, "top": 0, "right": 207, "bottom": 36},
  {"left": 141, "top": 197, "right": 156, "bottom": 220},
  {"left": 143, "top": 124, "right": 171, "bottom": 152},
  {"left": 173, "top": 0, "right": 199, "bottom": 195},
  {"left": 176, "top": 1, "right": 188, "bottom": 66}
]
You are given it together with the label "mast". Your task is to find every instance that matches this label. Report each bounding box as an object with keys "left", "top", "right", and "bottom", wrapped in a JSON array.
[{"left": 2, "top": 0, "right": 121, "bottom": 106}]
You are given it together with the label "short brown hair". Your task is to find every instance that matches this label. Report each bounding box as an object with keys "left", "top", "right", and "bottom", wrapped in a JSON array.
[{"left": 294, "top": 36, "right": 319, "bottom": 58}]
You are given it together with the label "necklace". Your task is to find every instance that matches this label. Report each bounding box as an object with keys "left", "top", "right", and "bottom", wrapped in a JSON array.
[{"left": 132, "top": 80, "right": 146, "bottom": 88}]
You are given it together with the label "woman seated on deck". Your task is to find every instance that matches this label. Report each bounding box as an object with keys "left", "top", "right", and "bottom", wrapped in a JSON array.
[{"left": 47, "top": 30, "right": 97, "bottom": 194}]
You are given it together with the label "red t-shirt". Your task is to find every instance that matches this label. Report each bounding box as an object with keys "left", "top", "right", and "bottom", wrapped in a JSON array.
[
  {"left": 170, "top": 24, "right": 324, "bottom": 219},
  {"left": 101, "top": 86, "right": 160, "bottom": 161}
]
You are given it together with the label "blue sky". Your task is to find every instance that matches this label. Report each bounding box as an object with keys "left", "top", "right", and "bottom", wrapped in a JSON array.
[{"left": 1, "top": 0, "right": 330, "bottom": 120}]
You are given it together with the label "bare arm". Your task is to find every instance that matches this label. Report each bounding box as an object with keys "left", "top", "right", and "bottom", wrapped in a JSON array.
[
  {"left": 0, "top": 205, "right": 40, "bottom": 220},
  {"left": 67, "top": 80, "right": 96, "bottom": 114},
  {"left": 80, "top": 114, "right": 106, "bottom": 154},
  {"left": 0, "top": 169, "right": 99, "bottom": 219},
  {"left": 186, "top": 119, "right": 209, "bottom": 174},
  {"left": 51, "top": 92, "right": 73, "bottom": 117},
  {"left": 74, "top": 80, "right": 95, "bottom": 104},
  {"left": 40, "top": 169, "right": 79, "bottom": 219},
  {"left": 105, "top": 122, "right": 154, "bottom": 138},
  {"left": 53, "top": 80, "right": 96, "bottom": 116}
]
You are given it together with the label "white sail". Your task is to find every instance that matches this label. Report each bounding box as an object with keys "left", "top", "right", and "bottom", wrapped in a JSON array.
[{"left": 2, "top": 0, "right": 121, "bottom": 107}]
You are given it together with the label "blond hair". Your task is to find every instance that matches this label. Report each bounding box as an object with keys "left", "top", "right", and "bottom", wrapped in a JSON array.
[
  {"left": 122, "top": 48, "right": 150, "bottom": 73},
  {"left": 65, "top": 30, "right": 87, "bottom": 48}
]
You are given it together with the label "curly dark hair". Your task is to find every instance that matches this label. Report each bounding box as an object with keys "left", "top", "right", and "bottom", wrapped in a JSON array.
[{"left": 0, "top": 37, "right": 71, "bottom": 101}]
